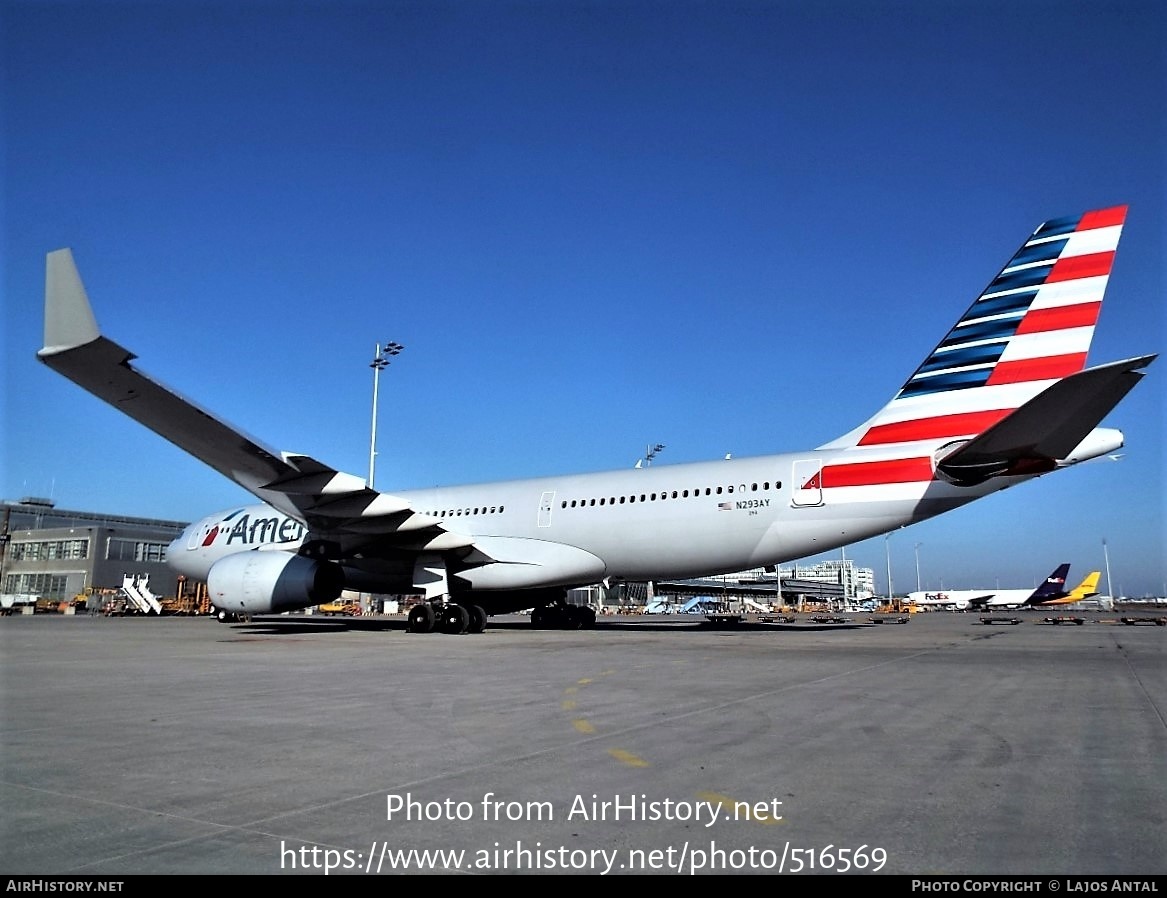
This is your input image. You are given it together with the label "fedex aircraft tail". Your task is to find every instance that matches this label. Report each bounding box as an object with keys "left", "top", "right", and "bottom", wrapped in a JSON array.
[
  {"left": 821, "top": 206, "right": 1153, "bottom": 484},
  {"left": 1023, "top": 563, "right": 1072, "bottom": 606}
]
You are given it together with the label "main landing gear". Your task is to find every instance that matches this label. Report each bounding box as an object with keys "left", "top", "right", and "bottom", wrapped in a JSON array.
[
  {"left": 407, "top": 601, "right": 488, "bottom": 635},
  {"left": 531, "top": 601, "right": 597, "bottom": 630}
]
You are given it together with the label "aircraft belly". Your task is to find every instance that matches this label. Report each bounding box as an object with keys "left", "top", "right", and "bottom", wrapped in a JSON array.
[{"left": 454, "top": 536, "right": 606, "bottom": 590}]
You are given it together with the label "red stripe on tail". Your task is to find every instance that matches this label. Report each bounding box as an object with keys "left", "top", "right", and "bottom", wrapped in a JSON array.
[
  {"left": 858, "top": 410, "right": 1011, "bottom": 445},
  {"left": 986, "top": 352, "right": 1087, "bottom": 385},
  {"left": 1047, "top": 251, "right": 1114, "bottom": 283},
  {"left": 1077, "top": 206, "right": 1127, "bottom": 231},
  {"left": 1014, "top": 301, "right": 1101, "bottom": 335}
]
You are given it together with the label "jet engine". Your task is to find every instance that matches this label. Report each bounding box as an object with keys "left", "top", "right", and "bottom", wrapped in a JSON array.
[{"left": 207, "top": 551, "right": 344, "bottom": 615}]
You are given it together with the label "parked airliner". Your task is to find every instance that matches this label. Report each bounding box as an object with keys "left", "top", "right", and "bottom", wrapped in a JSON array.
[
  {"left": 908, "top": 563, "right": 1071, "bottom": 611},
  {"left": 38, "top": 206, "right": 1154, "bottom": 633}
]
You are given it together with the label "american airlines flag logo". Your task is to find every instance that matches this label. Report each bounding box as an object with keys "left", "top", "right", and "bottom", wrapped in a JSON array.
[
  {"left": 894, "top": 205, "right": 1124, "bottom": 402},
  {"left": 718, "top": 502, "right": 733, "bottom": 510},
  {"left": 838, "top": 205, "right": 1129, "bottom": 467}
]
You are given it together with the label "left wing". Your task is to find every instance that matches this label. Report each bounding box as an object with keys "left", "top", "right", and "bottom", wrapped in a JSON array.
[{"left": 38, "top": 249, "right": 459, "bottom": 549}]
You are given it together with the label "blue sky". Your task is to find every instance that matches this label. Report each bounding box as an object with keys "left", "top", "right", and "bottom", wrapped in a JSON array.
[{"left": 2, "top": 1, "right": 1163, "bottom": 596}]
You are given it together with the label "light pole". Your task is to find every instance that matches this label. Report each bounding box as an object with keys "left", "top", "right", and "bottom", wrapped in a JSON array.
[
  {"left": 885, "top": 533, "right": 893, "bottom": 601},
  {"left": 840, "top": 544, "right": 848, "bottom": 602},
  {"left": 645, "top": 443, "right": 665, "bottom": 466},
  {"left": 914, "top": 542, "right": 923, "bottom": 593},
  {"left": 368, "top": 341, "right": 404, "bottom": 489},
  {"left": 1102, "top": 537, "right": 1114, "bottom": 602}
]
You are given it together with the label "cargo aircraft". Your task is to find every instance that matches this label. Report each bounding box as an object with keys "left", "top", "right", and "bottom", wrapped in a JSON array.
[
  {"left": 908, "top": 563, "right": 1071, "bottom": 611},
  {"left": 38, "top": 206, "right": 1155, "bottom": 633}
]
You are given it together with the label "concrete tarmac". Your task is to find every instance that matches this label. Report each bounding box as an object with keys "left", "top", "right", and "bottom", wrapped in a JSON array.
[{"left": 1, "top": 611, "right": 1164, "bottom": 876}]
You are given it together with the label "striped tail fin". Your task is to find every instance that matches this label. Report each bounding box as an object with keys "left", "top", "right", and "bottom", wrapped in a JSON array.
[{"left": 821, "top": 205, "right": 1128, "bottom": 451}]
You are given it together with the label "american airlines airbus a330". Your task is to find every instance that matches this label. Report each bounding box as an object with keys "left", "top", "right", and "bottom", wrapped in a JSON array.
[{"left": 39, "top": 206, "right": 1154, "bottom": 633}]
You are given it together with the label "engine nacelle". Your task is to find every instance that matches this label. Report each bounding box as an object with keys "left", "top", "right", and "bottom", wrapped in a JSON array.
[{"left": 207, "top": 551, "right": 344, "bottom": 615}]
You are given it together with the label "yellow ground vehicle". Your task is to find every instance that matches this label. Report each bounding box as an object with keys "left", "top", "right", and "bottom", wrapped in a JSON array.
[{"left": 317, "top": 601, "right": 361, "bottom": 616}]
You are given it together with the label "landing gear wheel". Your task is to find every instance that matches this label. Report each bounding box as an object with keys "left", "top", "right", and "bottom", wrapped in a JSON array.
[
  {"left": 216, "top": 608, "right": 230, "bottom": 623},
  {"left": 564, "top": 606, "right": 585, "bottom": 630},
  {"left": 531, "top": 606, "right": 554, "bottom": 629},
  {"left": 442, "top": 604, "right": 470, "bottom": 635},
  {"left": 408, "top": 603, "right": 436, "bottom": 633},
  {"left": 466, "top": 604, "right": 488, "bottom": 634}
]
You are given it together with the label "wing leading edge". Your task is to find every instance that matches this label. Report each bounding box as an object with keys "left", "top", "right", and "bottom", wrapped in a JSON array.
[{"left": 37, "top": 249, "right": 447, "bottom": 544}]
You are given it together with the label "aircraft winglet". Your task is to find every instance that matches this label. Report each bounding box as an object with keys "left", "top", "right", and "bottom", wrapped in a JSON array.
[{"left": 41, "top": 248, "right": 100, "bottom": 355}]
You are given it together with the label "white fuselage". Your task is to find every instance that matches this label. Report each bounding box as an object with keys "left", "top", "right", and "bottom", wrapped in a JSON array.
[
  {"left": 908, "top": 588, "right": 1038, "bottom": 611},
  {"left": 169, "top": 444, "right": 1033, "bottom": 593}
]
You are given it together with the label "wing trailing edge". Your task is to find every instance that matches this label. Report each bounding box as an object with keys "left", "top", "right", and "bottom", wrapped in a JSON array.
[
  {"left": 935, "top": 354, "right": 1156, "bottom": 486},
  {"left": 36, "top": 248, "right": 445, "bottom": 543}
]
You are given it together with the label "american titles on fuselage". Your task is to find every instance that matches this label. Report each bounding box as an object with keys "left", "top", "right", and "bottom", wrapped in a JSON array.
[{"left": 208, "top": 510, "right": 307, "bottom": 547}]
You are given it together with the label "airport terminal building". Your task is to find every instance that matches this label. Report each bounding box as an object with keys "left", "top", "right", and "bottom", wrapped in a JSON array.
[{"left": 1, "top": 498, "right": 187, "bottom": 601}]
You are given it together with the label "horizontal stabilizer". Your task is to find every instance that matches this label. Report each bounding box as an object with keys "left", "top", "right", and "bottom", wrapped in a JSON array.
[{"left": 937, "top": 354, "right": 1156, "bottom": 485}]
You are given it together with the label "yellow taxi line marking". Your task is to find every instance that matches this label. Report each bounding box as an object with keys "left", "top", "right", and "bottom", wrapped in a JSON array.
[{"left": 608, "top": 748, "right": 650, "bottom": 767}]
